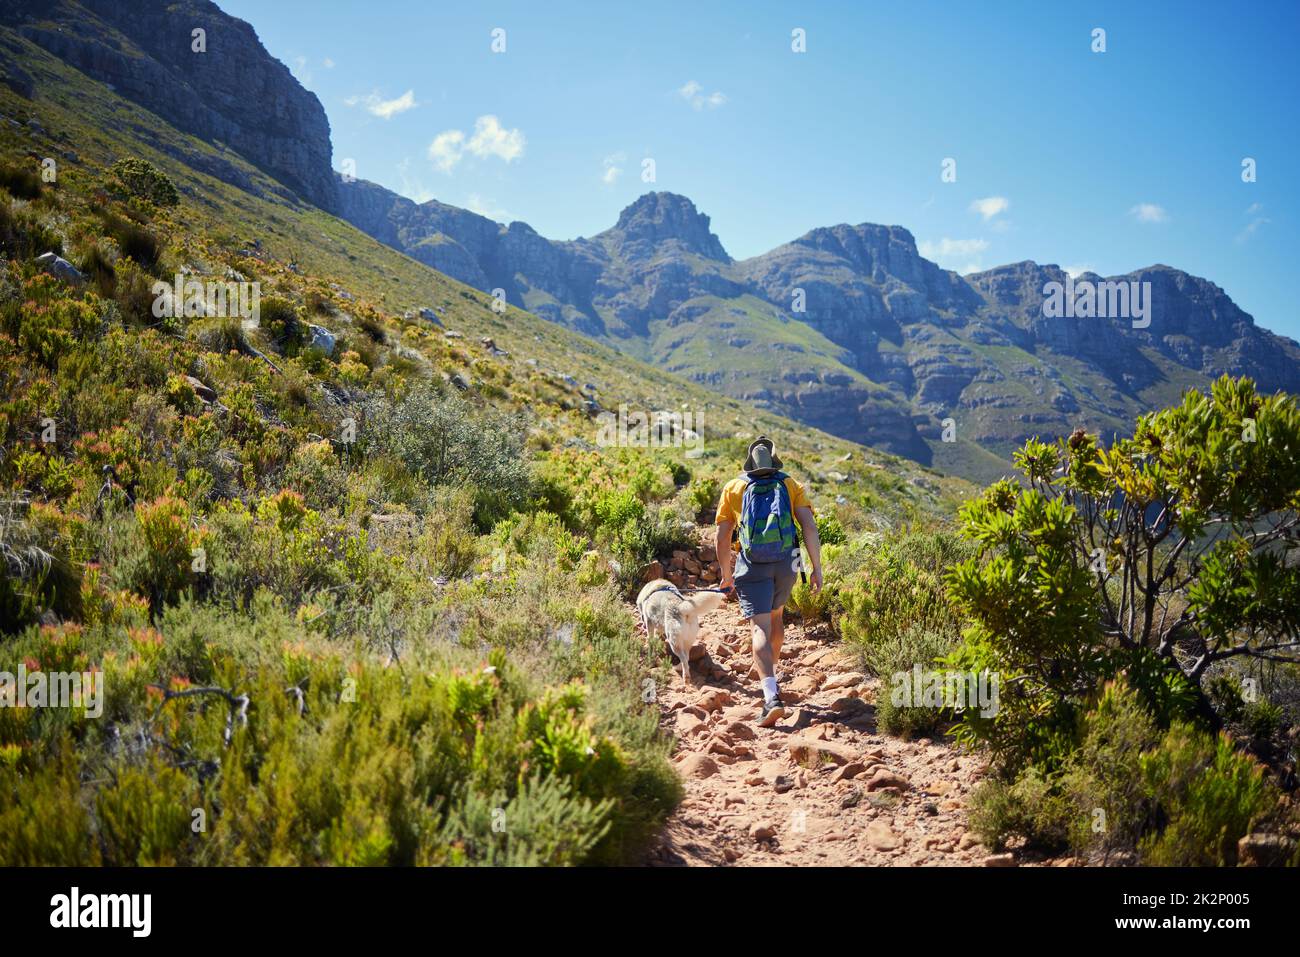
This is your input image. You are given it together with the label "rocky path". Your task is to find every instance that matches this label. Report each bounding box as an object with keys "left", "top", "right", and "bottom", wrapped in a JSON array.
[{"left": 643, "top": 599, "right": 997, "bottom": 867}]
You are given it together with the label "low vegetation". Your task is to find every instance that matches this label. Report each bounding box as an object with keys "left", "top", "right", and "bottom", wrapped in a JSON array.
[{"left": 1, "top": 44, "right": 1296, "bottom": 866}]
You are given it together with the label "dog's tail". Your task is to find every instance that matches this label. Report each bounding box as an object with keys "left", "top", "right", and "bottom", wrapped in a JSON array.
[{"left": 685, "top": 590, "right": 727, "bottom": 615}]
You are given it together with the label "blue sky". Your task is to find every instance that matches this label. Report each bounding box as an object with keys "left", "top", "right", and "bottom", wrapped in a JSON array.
[{"left": 219, "top": 0, "right": 1299, "bottom": 339}]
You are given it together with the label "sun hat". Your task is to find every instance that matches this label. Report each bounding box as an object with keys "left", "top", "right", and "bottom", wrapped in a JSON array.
[{"left": 743, "top": 435, "right": 783, "bottom": 477}]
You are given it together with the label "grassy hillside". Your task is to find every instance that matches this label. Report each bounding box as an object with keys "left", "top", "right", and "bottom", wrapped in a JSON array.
[{"left": 0, "top": 30, "right": 973, "bottom": 865}]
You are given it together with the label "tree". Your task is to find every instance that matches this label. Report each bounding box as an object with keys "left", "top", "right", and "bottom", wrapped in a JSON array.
[{"left": 948, "top": 376, "right": 1300, "bottom": 769}]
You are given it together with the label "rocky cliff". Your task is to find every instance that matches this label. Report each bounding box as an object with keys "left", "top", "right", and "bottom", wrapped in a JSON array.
[{"left": 7, "top": 0, "right": 337, "bottom": 210}]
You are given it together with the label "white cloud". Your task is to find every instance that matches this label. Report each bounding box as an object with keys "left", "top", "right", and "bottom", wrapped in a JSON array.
[
  {"left": 678, "top": 80, "right": 727, "bottom": 110},
  {"left": 1062, "top": 264, "right": 1096, "bottom": 279},
  {"left": 601, "top": 152, "right": 626, "bottom": 186},
  {"left": 1236, "top": 203, "right": 1269, "bottom": 244},
  {"left": 466, "top": 115, "right": 526, "bottom": 162},
  {"left": 919, "top": 237, "right": 990, "bottom": 273},
  {"left": 345, "top": 89, "right": 419, "bottom": 120},
  {"left": 1128, "top": 203, "right": 1168, "bottom": 224},
  {"left": 427, "top": 116, "right": 525, "bottom": 174},
  {"left": 918, "top": 237, "right": 989, "bottom": 259},
  {"left": 323, "top": 58, "right": 335, "bottom": 69},
  {"left": 395, "top": 157, "right": 435, "bottom": 203},
  {"left": 428, "top": 129, "right": 466, "bottom": 173},
  {"left": 465, "top": 193, "right": 511, "bottom": 222},
  {"left": 969, "top": 196, "right": 1009, "bottom": 221}
]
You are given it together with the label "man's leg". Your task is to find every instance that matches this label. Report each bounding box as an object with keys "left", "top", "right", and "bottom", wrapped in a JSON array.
[
  {"left": 750, "top": 611, "right": 775, "bottom": 678},
  {"left": 769, "top": 607, "right": 785, "bottom": 674}
]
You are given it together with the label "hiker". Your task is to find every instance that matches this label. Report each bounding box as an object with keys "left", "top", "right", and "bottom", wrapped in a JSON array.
[{"left": 715, "top": 435, "right": 822, "bottom": 727}]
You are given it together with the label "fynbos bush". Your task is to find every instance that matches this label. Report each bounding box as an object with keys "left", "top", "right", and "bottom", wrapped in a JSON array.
[{"left": 109, "top": 158, "right": 179, "bottom": 208}]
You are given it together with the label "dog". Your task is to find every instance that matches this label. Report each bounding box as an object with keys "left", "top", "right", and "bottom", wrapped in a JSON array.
[{"left": 635, "top": 578, "right": 729, "bottom": 685}]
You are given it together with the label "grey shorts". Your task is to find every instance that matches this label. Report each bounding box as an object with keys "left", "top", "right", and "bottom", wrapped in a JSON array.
[{"left": 733, "top": 552, "right": 799, "bottom": 619}]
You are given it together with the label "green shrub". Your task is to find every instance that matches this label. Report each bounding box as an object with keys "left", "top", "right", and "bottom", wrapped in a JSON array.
[
  {"left": 969, "top": 765, "right": 1074, "bottom": 853},
  {"left": 362, "top": 390, "right": 530, "bottom": 529},
  {"left": 839, "top": 528, "right": 971, "bottom": 654},
  {"left": 0, "top": 196, "right": 63, "bottom": 259},
  {"left": 970, "top": 679, "right": 1280, "bottom": 864},
  {"left": 102, "top": 213, "right": 162, "bottom": 271},
  {"left": 192, "top": 316, "right": 252, "bottom": 355},
  {"left": 78, "top": 241, "right": 116, "bottom": 296},
  {"left": 0, "top": 501, "right": 83, "bottom": 634},
  {"left": 948, "top": 378, "right": 1300, "bottom": 772},
  {"left": 1138, "top": 723, "right": 1276, "bottom": 866},
  {"left": 258, "top": 295, "right": 307, "bottom": 353},
  {"left": 815, "top": 510, "right": 847, "bottom": 545},
  {"left": 109, "top": 158, "right": 179, "bottom": 207},
  {"left": 0, "top": 164, "right": 42, "bottom": 200},
  {"left": 685, "top": 475, "right": 719, "bottom": 520},
  {"left": 111, "top": 495, "right": 205, "bottom": 613},
  {"left": 438, "top": 774, "right": 614, "bottom": 866},
  {"left": 865, "top": 623, "right": 958, "bottom": 738}
]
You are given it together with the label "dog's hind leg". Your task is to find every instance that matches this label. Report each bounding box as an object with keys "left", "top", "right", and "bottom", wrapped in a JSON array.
[{"left": 637, "top": 607, "right": 650, "bottom": 651}]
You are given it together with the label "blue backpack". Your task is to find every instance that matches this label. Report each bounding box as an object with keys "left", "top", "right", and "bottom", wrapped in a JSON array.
[{"left": 738, "top": 472, "right": 797, "bottom": 563}]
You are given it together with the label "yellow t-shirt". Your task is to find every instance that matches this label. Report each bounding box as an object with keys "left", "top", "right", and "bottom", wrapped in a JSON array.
[{"left": 715, "top": 475, "right": 812, "bottom": 551}]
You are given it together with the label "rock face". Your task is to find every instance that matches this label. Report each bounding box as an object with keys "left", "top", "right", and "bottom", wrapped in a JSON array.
[{"left": 12, "top": 0, "right": 337, "bottom": 211}]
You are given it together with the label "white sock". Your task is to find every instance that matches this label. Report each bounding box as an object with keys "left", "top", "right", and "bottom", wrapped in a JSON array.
[{"left": 761, "top": 676, "right": 779, "bottom": 703}]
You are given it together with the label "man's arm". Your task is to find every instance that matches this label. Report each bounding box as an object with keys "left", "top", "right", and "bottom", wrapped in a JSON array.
[
  {"left": 794, "top": 505, "right": 822, "bottom": 592},
  {"left": 715, "top": 520, "right": 735, "bottom": 590}
]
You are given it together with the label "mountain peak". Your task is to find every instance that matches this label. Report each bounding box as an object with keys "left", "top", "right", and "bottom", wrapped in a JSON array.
[{"left": 606, "top": 192, "right": 730, "bottom": 261}]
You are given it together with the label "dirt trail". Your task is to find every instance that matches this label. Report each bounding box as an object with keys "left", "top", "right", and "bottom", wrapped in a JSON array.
[{"left": 644, "top": 598, "right": 995, "bottom": 866}]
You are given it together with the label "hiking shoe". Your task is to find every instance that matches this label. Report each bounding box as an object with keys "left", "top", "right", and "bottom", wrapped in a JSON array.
[{"left": 758, "top": 699, "right": 786, "bottom": 728}]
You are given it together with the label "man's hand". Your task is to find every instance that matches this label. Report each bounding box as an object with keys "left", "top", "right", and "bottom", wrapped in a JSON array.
[{"left": 809, "top": 566, "right": 823, "bottom": 594}]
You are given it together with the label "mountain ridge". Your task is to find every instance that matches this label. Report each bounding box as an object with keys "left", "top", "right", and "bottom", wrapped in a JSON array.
[{"left": 336, "top": 176, "right": 1300, "bottom": 478}]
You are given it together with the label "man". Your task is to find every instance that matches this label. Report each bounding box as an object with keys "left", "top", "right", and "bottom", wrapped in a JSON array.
[{"left": 715, "top": 436, "right": 822, "bottom": 727}]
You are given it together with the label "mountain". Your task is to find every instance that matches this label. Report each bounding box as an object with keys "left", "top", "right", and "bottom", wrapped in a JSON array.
[
  {"left": 337, "top": 179, "right": 1300, "bottom": 480},
  {"left": 0, "top": 2, "right": 969, "bottom": 515},
  {"left": 13, "top": 0, "right": 1298, "bottom": 483},
  {"left": 5, "top": 0, "right": 338, "bottom": 210}
]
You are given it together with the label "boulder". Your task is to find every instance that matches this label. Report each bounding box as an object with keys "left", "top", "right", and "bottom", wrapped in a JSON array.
[
  {"left": 749, "top": 821, "right": 777, "bottom": 843},
  {"left": 677, "top": 754, "right": 718, "bottom": 779},
  {"left": 307, "top": 324, "right": 336, "bottom": 355},
  {"left": 788, "top": 736, "right": 858, "bottom": 767},
  {"left": 822, "top": 672, "right": 865, "bottom": 691},
  {"left": 35, "top": 252, "right": 85, "bottom": 285},
  {"left": 864, "top": 768, "right": 911, "bottom": 791},
  {"left": 865, "top": 822, "right": 901, "bottom": 851},
  {"left": 1237, "top": 832, "right": 1295, "bottom": 867},
  {"left": 184, "top": 375, "right": 217, "bottom": 404}
]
